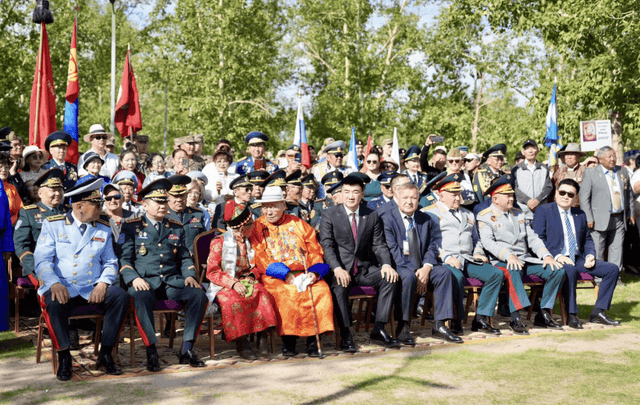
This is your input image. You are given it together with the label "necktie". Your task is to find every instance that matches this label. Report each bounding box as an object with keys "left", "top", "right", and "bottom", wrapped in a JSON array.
[
  {"left": 154, "top": 222, "right": 160, "bottom": 232},
  {"left": 450, "top": 209, "right": 460, "bottom": 222},
  {"left": 610, "top": 171, "right": 621, "bottom": 211},
  {"left": 563, "top": 211, "right": 577, "bottom": 262},
  {"left": 405, "top": 216, "right": 421, "bottom": 268},
  {"left": 351, "top": 213, "right": 358, "bottom": 275},
  {"left": 178, "top": 212, "right": 184, "bottom": 222},
  {"left": 79, "top": 223, "right": 87, "bottom": 235}
]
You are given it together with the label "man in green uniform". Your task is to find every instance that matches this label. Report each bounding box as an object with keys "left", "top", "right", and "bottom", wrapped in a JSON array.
[
  {"left": 472, "top": 144, "right": 507, "bottom": 203},
  {"left": 167, "top": 174, "right": 207, "bottom": 254}
]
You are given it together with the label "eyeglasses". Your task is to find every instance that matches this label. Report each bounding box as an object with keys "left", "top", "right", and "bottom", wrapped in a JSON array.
[
  {"left": 92, "top": 135, "right": 108, "bottom": 141},
  {"left": 558, "top": 190, "right": 576, "bottom": 198},
  {"left": 104, "top": 194, "right": 122, "bottom": 201},
  {"left": 31, "top": 153, "right": 43, "bottom": 159},
  {"left": 366, "top": 160, "right": 379, "bottom": 164},
  {"left": 448, "top": 159, "right": 461, "bottom": 163}
]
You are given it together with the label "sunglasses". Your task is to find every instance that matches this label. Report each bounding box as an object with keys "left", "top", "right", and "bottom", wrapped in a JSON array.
[
  {"left": 448, "top": 159, "right": 461, "bottom": 163},
  {"left": 104, "top": 194, "right": 122, "bottom": 201},
  {"left": 93, "top": 135, "right": 109, "bottom": 140},
  {"left": 558, "top": 190, "right": 576, "bottom": 198},
  {"left": 464, "top": 159, "right": 474, "bottom": 163},
  {"left": 333, "top": 154, "right": 344, "bottom": 158},
  {"left": 366, "top": 160, "right": 379, "bottom": 164},
  {"left": 30, "top": 153, "right": 44, "bottom": 159}
]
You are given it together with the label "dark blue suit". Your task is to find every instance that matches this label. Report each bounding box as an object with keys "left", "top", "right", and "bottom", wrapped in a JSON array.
[
  {"left": 381, "top": 207, "right": 455, "bottom": 322},
  {"left": 532, "top": 202, "right": 618, "bottom": 314}
]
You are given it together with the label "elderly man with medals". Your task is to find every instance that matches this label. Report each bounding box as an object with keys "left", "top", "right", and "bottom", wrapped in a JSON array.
[
  {"left": 205, "top": 200, "right": 278, "bottom": 360},
  {"left": 249, "top": 186, "right": 334, "bottom": 357},
  {"left": 120, "top": 179, "right": 208, "bottom": 371}
]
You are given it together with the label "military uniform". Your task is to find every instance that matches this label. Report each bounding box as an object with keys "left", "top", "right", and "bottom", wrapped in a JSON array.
[
  {"left": 472, "top": 165, "right": 503, "bottom": 203},
  {"left": 235, "top": 156, "right": 278, "bottom": 175},
  {"left": 367, "top": 195, "right": 390, "bottom": 211},
  {"left": 168, "top": 206, "right": 207, "bottom": 254},
  {"left": 120, "top": 215, "right": 207, "bottom": 347},
  {"left": 477, "top": 203, "right": 565, "bottom": 313},
  {"left": 42, "top": 160, "right": 78, "bottom": 190},
  {"left": 14, "top": 202, "right": 65, "bottom": 279},
  {"left": 424, "top": 201, "right": 504, "bottom": 320},
  {"left": 34, "top": 209, "right": 129, "bottom": 355},
  {"left": 297, "top": 199, "right": 321, "bottom": 227}
]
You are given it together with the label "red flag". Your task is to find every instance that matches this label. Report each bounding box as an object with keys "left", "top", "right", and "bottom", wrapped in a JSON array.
[
  {"left": 365, "top": 133, "right": 373, "bottom": 157},
  {"left": 63, "top": 12, "right": 80, "bottom": 165},
  {"left": 29, "top": 23, "right": 57, "bottom": 149},
  {"left": 115, "top": 49, "right": 142, "bottom": 138}
]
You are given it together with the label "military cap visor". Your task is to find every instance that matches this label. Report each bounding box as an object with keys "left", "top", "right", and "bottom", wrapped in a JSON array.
[
  {"left": 65, "top": 177, "right": 104, "bottom": 203},
  {"left": 230, "top": 175, "right": 253, "bottom": 189},
  {"left": 168, "top": 174, "right": 192, "bottom": 195},
  {"left": 484, "top": 174, "right": 515, "bottom": 196},
  {"left": 34, "top": 168, "right": 65, "bottom": 189},
  {"left": 483, "top": 144, "right": 507, "bottom": 159},
  {"left": 247, "top": 170, "right": 270, "bottom": 184},
  {"left": 321, "top": 171, "right": 344, "bottom": 187},
  {"left": 285, "top": 169, "right": 302, "bottom": 185},
  {"left": 433, "top": 173, "right": 463, "bottom": 192},
  {"left": 139, "top": 178, "right": 172, "bottom": 202},
  {"left": 245, "top": 131, "right": 269, "bottom": 144},
  {"left": 403, "top": 145, "right": 421, "bottom": 161},
  {"left": 45, "top": 131, "right": 73, "bottom": 150}
]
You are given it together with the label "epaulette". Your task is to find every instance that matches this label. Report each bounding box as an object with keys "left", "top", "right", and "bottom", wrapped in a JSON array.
[
  {"left": 46, "top": 214, "right": 65, "bottom": 222},
  {"left": 189, "top": 206, "right": 203, "bottom": 213},
  {"left": 423, "top": 204, "right": 438, "bottom": 210},
  {"left": 426, "top": 195, "right": 436, "bottom": 201},
  {"left": 478, "top": 207, "right": 492, "bottom": 216},
  {"left": 24, "top": 204, "right": 38, "bottom": 210},
  {"left": 237, "top": 156, "right": 249, "bottom": 162},
  {"left": 512, "top": 207, "right": 522, "bottom": 213},
  {"left": 125, "top": 217, "right": 142, "bottom": 224},
  {"left": 287, "top": 201, "right": 299, "bottom": 206},
  {"left": 250, "top": 203, "right": 261, "bottom": 209},
  {"left": 168, "top": 218, "right": 183, "bottom": 226},
  {"left": 96, "top": 218, "right": 110, "bottom": 227}
]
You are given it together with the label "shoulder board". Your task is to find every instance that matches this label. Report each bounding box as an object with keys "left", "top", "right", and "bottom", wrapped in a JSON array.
[
  {"left": 168, "top": 218, "right": 183, "bottom": 226},
  {"left": 46, "top": 214, "right": 65, "bottom": 222},
  {"left": 24, "top": 204, "right": 38, "bottom": 210},
  {"left": 423, "top": 204, "right": 438, "bottom": 210},
  {"left": 96, "top": 218, "right": 110, "bottom": 227},
  {"left": 250, "top": 203, "right": 261, "bottom": 209},
  {"left": 126, "top": 217, "right": 142, "bottom": 224},
  {"left": 512, "top": 207, "right": 522, "bottom": 213},
  {"left": 426, "top": 195, "right": 435, "bottom": 201},
  {"left": 189, "top": 206, "right": 203, "bottom": 213},
  {"left": 237, "top": 156, "right": 249, "bottom": 162},
  {"left": 478, "top": 207, "right": 492, "bottom": 216}
]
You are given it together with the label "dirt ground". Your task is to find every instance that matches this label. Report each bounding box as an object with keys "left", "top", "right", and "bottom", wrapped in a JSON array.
[{"left": 2, "top": 330, "right": 639, "bottom": 405}]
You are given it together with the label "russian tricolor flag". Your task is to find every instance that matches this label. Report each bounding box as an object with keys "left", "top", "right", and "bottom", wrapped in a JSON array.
[
  {"left": 63, "top": 10, "right": 79, "bottom": 165},
  {"left": 293, "top": 90, "right": 311, "bottom": 168}
]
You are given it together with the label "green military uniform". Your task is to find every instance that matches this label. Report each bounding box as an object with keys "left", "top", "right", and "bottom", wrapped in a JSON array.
[
  {"left": 168, "top": 206, "right": 206, "bottom": 254},
  {"left": 473, "top": 165, "right": 503, "bottom": 203},
  {"left": 14, "top": 202, "right": 66, "bottom": 278}
]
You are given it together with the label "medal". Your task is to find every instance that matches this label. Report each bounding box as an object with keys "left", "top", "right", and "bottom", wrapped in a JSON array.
[{"left": 139, "top": 243, "right": 148, "bottom": 256}]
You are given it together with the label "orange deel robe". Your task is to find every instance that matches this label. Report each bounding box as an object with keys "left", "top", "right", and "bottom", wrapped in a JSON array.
[
  {"left": 3, "top": 181, "right": 23, "bottom": 225},
  {"left": 250, "top": 214, "right": 334, "bottom": 336}
]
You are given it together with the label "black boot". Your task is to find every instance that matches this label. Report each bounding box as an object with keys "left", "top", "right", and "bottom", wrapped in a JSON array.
[
  {"left": 306, "top": 336, "right": 319, "bottom": 357},
  {"left": 56, "top": 350, "right": 73, "bottom": 381},
  {"left": 281, "top": 335, "right": 298, "bottom": 357}
]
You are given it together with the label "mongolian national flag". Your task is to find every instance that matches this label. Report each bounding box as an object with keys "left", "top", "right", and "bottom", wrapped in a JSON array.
[
  {"left": 544, "top": 81, "right": 561, "bottom": 167},
  {"left": 115, "top": 48, "right": 142, "bottom": 138},
  {"left": 29, "top": 23, "right": 56, "bottom": 149},
  {"left": 63, "top": 12, "right": 80, "bottom": 164},
  {"left": 346, "top": 127, "right": 359, "bottom": 171},
  {"left": 293, "top": 94, "right": 311, "bottom": 168}
]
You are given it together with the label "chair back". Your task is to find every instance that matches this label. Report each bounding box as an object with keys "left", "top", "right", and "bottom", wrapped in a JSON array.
[{"left": 193, "top": 229, "right": 219, "bottom": 283}]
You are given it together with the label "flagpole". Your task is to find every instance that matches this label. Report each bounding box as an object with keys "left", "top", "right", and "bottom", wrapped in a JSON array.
[
  {"left": 110, "top": 1, "right": 116, "bottom": 135},
  {"left": 33, "top": 23, "right": 45, "bottom": 145}
]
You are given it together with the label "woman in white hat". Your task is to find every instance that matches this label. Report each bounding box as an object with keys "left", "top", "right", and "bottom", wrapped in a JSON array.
[{"left": 20, "top": 145, "right": 50, "bottom": 184}]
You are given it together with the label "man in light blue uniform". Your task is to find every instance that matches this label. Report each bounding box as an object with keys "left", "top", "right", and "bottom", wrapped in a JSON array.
[
  {"left": 35, "top": 178, "right": 130, "bottom": 381},
  {"left": 235, "top": 131, "right": 278, "bottom": 175}
]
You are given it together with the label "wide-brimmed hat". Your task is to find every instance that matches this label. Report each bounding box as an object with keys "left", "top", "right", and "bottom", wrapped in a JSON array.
[
  {"left": 557, "top": 143, "right": 586, "bottom": 158},
  {"left": 83, "top": 124, "right": 112, "bottom": 143},
  {"left": 22, "top": 145, "right": 49, "bottom": 162},
  {"left": 256, "top": 186, "right": 285, "bottom": 203}
]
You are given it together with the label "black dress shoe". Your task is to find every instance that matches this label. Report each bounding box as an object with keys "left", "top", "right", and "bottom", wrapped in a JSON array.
[
  {"left": 236, "top": 339, "right": 258, "bottom": 360},
  {"left": 450, "top": 320, "right": 463, "bottom": 335},
  {"left": 567, "top": 315, "right": 583, "bottom": 330},
  {"left": 370, "top": 328, "right": 401, "bottom": 348},
  {"left": 340, "top": 338, "right": 357, "bottom": 352},
  {"left": 589, "top": 312, "right": 621, "bottom": 326},
  {"left": 533, "top": 311, "right": 562, "bottom": 329},
  {"left": 56, "top": 353, "right": 73, "bottom": 381},
  {"left": 257, "top": 333, "right": 270, "bottom": 357},
  {"left": 432, "top": 322, "right": 463, "bottom": 344},
  {"left": 396, "top": 325, "right": 416, "bottom": 346},
  {"left": 178, "top": 349, "right": 205, "bottom": 367},
  {"left": 416, "top": 305, "right": 424, "bottom": 317},
  {"left": 146, "top": 352, "right": 161, "bottom": 372},
  {"left": 282, "top": 346, "right": 298, "bottom": 357},
  {"left": 68, "top": 330, "right": 80, "bottom": 351},
  {"left": 509, "top": 319, "right": 529, "bottom": 335},
  {"left": 96, "top": 353, "right": 124, "bottom": 375},
  {"left": 306, "top": 337, "right": 320, "bottom": 357},
  {"left": 282, "top": 336, "right": 298, "bottom": 357},
  {"left": 471, "top": 317, "right": 501, "bottom": 335}
]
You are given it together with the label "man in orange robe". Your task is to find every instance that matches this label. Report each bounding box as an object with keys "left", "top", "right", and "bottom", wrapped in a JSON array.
[{"left": 250, "top": 186, "right": 334, "bottom": 357}]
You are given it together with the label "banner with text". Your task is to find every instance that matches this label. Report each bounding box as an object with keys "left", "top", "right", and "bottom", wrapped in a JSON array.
[{"left": 580, "top": 120, "right": 612, "bottom": 152}]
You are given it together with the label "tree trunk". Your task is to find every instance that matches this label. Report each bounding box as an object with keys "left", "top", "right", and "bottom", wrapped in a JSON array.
[
  {"left": 610, "top": 110, "right": 623, "bottom": 165},
  {"left": 471, "top": 73, "right": 486, "bottom": 153}
]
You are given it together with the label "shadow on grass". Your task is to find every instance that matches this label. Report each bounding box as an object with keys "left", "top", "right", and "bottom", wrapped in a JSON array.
[
  {"left": 0, "top": 332, "right": 35, "bottom": 360},
  {"left": 300, "top": 356, "right": 454, "bottom": 404}
]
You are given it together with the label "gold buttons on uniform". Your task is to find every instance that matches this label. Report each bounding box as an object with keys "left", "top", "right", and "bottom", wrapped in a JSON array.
[
  {"left": 73, "top": 263, "right": 77, "bottom": 267},
  {"left": 158, "top": 243, "right": 162, "bottom": 247},
  {"left": 72, "top": 280, "right": 77, "bottom": 284},
  {"left": 159, "top": 265, "right": 163, "bottom": 269},
  {"left": 160, "top": 254, "right": 164, "bottom": 258},
  {"left": 89, "top": 263, "right": 93, "bottom": 267},
  {"left": 89, "top": 254, "right": 94, "bottom": 259},
  {"left": 88, "top": 271, "right": 92, "bottom": 275},
  {"left": 73, "top": 272, "right": 77, "bottom": 275},
  {"left": 74, "top": 254, "right": 78, "bottom": 258}
]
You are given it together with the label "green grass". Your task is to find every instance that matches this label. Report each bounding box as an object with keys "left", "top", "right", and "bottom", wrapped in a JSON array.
[
  {"left": 0, "top": 388, "right": 31, "bottom": 404},
  {"left": 0, "top": 331, "right": 36, "bottom": 360}
]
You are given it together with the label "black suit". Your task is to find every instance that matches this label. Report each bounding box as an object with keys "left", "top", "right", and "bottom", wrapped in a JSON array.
[{"left": 319, "top": 203, "right": 397, "bottom": 329}]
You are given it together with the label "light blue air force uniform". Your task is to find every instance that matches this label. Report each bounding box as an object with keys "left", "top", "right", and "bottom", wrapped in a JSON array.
[{"left": 35, "top": 213, "right": 118, "bottom": 300}]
